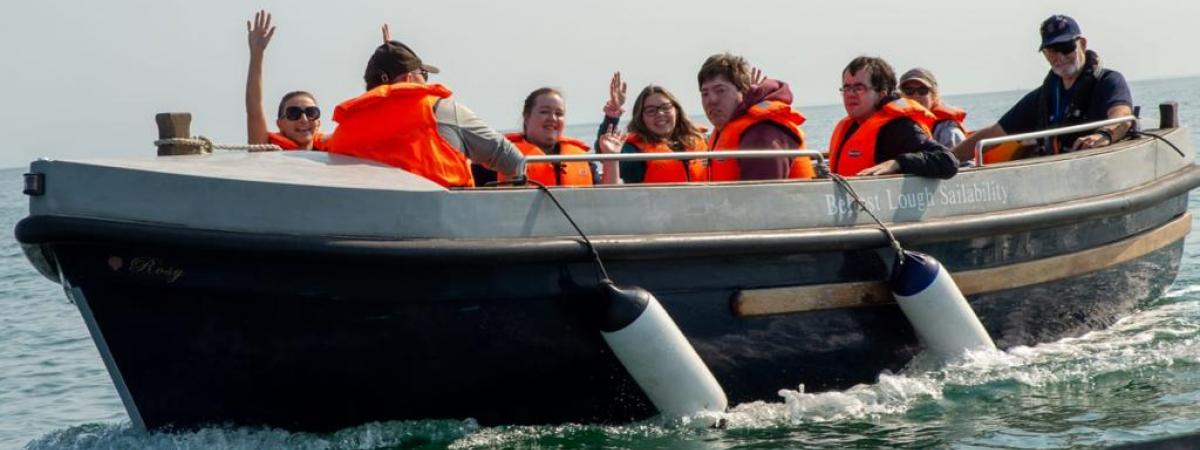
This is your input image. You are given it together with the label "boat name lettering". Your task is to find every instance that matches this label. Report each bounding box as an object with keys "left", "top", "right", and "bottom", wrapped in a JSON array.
[
  {"left": 128, "top": 257, "right": 184, "bottom": 283},
  {"left": 825, "top": 181, "right": 1009, "bottom": 216}
]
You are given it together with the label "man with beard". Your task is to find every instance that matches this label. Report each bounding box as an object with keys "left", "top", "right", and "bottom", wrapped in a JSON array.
[{"left": 950, "top": 15, "right": 1133, "bottom": 161}]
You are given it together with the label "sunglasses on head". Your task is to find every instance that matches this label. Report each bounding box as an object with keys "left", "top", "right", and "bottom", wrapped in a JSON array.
[
  {"left": 902, "top": 86, "right": 931, "bottom": 96},
  {"left": 283, "top": 106, "right": 321, "bottom": 121},
  {"left": 1044, "top": 39, "right": 1077, "bottom": 55}
]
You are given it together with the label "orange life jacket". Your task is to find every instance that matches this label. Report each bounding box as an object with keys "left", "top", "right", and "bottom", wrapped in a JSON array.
[
  {"left": 324, "top": 82, "right": 474, "bottom": 187},
  {"left": 268, "top": 131, "right": 327, "bottom": 151},
  {"left": 625, "top": 134, "right": 709, "bottom": 183},
  {"left": 502, "top": 133, "right": 594, "bottom": 186},
  {"left": 828, "top": 98, "right": 936, "bottom": 176},
  {"left": 705, "top": 100, "right": 814, "bottom": 181},
  {"left": 931, "top": 104, "right": 968, "bottom": 134}
]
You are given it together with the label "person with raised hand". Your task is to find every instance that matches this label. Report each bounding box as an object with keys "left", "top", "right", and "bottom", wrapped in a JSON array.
[
  {"left": 244, "top": 10, "right": 326, "bottom": 150},
  {"left": 595, "top": 72, "right": 709, "bottom": 184}
]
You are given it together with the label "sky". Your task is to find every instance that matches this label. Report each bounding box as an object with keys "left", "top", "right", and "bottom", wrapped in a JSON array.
[{"left": 1, "top": 0, "right": 1197, "bottom": 169}]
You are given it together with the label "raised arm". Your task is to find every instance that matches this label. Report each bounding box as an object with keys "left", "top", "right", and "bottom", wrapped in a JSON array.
[
  {"left": 245, "top": 10, "right": 275, "bottom": 145},
  {"left": 593, "top": 72, "right": 627, "bottom": 184}
]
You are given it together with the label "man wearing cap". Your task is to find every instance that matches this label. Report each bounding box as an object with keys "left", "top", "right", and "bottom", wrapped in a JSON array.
[
  {"left": 324, "top": 28, "right": 524, "bottom": 187},
  {"left": 830, "top": 56, "right": 959, "bottom": 179},
  {"left": 950, "top": 14, "right": 1133, "bottom": 162},
  {"left": 900, "top": 68, "right": 968, "bottom": 149}
]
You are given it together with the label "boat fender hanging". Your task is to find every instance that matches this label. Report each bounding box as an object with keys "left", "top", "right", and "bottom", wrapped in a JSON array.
[
  {"left": 598, "top": 282, "right": 728, "bottom": 422},
  {"left": 891, "top": 251, "right": 996, "bottom": 360}
]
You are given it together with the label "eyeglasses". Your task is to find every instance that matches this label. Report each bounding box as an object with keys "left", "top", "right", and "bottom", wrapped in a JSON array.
[
  {"left": 642, "top": 103, "right": 675, "bottom": 116},
  {"left": 413, "top": 68, "right": 430, "bottom": 80},
  {"left": 901, "top": 86, "right": 931, "bottom": 96},
  {"left": 839, "top": 83, "right": 871, "bottom": 94},
  {"left": 1044, "top": 39, "right": 1077, "bottom": 55},
  {"left": 283, "top": 106, "right": 321, "bottom": 121}
]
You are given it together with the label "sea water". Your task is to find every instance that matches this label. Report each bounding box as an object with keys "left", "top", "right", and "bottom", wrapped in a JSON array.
[{"left": 3, "top": 76, "right": 1199, "bottom": 450}]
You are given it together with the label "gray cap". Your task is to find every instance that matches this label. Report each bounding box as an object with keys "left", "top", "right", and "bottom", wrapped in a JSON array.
[{"left": 899, "top": 68, "right": 938, "bottom": 90}]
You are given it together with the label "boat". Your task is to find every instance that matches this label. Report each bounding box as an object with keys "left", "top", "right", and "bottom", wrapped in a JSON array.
[{"left": 14, "top": 107, "right": 1199, "bottom": 431}]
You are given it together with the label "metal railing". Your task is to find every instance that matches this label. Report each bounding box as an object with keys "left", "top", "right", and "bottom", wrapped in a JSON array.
[
  {"left": 517, "top": 149, "right": 830, "bottom": 180},
  {"left": 973, "top": 116, "right": 1138, "bottom": 166}
]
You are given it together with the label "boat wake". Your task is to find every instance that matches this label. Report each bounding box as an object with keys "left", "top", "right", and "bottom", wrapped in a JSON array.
[{"left": 720, "top": 300, "right": 1200, "bottom": 429}]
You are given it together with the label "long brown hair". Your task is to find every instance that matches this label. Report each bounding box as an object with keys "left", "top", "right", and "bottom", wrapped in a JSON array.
[{"left": 628, "top": 85, "right": 705, "bottom": 148}]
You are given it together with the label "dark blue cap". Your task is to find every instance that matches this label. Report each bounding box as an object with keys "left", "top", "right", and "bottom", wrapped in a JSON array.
[{"left": 1039, "top": 15, "right": 1082, "bottom": 50}]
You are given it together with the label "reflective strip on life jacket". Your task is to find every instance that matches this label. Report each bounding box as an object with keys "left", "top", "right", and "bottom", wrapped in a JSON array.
[
  {"left": 828, "top": 98, "right": 936, "bottom": 176},
  {"left": 268, "top": 131, "right": 327, "bottom": 151},
  {"left": 324, "top": 82, "right": 474, "bottom": 187},
  {"left": 706, "top": 100, "right": 813, "bottom": 181},
  {"left": 625, "top": 134, "right": 708, "bottom": 183},
  {"left": 502, "top": 133, "right": 594, "bottom": 186}
]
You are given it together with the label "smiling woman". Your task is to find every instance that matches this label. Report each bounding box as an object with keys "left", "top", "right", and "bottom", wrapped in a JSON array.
[
  {"left": 501, "top": 87, "right": 599, "bottom": 186},
  {"left": 594, "top": 72, "right": 709, "bottom": 184},
  {"left": 244, "top": 10, "right": 326, "bottom": 151}
]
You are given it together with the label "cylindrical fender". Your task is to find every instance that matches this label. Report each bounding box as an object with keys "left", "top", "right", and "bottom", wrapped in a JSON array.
[
  {"left": 892, "top": 251, "right": 996, "bottom": 360},
  {"left": 598, "top": 282, "right": 727, "bottom": 420}
]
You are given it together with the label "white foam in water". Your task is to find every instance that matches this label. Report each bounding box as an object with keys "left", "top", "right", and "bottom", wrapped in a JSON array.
[
  {"left": 1164, "top": 283, "right": 1200, "bottom": 298},
  {"left": 714, "top": 300, "right": 1200, "bottom": 430}
]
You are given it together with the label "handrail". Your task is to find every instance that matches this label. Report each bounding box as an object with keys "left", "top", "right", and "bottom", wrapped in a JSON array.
[
  {"left": 973, "top": 116, "right": 1138, "bottom": 166},
  {"left": 518, "top": 149, "right": 829, "bottom": 179}
]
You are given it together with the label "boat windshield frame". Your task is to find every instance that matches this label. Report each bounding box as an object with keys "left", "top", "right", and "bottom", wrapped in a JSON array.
[{"left": 973, "top": 116, "right": 1139, "bottom": 167}]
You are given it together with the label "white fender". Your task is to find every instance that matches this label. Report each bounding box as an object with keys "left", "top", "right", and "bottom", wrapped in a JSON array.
[
  {"left": 892, "top": 251, "right": 996, "bottom": 360},
  {"left": 599, "top": 283, "right": 727, "bottom": 420}
]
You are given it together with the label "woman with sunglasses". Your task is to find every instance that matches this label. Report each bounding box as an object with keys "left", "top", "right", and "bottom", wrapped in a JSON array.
[
  {"left": 899, "top": 68, "right": 966, "bottom": 149},
  {"left": 244, "top": 10, "right": 326, "bottom": 150},
  {"left": 593, "top": 72, "right": 708, "bottom": 184}
]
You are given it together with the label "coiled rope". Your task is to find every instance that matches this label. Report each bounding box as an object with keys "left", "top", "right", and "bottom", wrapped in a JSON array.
[{"left": 153, "top": 137, "right": 282, "bottom": 152}]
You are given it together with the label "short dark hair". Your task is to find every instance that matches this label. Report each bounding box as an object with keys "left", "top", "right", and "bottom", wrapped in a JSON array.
[
  {"left": 276, "top": 91, "right": 316, "bottom": 119},
  {"left": 697, "top": 53, "right": 752, "bottom": 92},
  {"left": 843, "top": 56, "right": 897, "bottom": 98}
]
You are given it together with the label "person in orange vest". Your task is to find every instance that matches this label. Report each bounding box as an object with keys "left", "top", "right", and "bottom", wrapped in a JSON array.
[
  {"left": 593, "top": 72, "right": 709, "bottom": 183},
  {"left": 697, "top": 53, "right": 814, "bottom": 181},
  {"left": 323, "top": 26, "right": 524, "bottom": 188},
  {"left": 899, "top": 68, "right": 967, "bottom": 149},
  {"left": 244, "top": 10, "right": 326, "bottom": 150},
  {"left": 831, "top": 56, "right": 958, "bottom": 178},
  {"left": 501, "top": 88, "right": 599, "bottom": 186}
]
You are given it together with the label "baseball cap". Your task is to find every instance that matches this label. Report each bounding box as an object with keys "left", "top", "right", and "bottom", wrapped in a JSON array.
[
  {"left": 899, "top": 68, "right": 938, "bottom": 89},
  {"left": 367, "top": 40, "right": 441, "bottom": 77},
  {"left": 1039, "top": 15, "right": 1082, "bottom": 50}
]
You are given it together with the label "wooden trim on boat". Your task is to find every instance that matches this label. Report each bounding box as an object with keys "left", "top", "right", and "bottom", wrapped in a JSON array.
[{"left": 731, "top": 212, "right": 1192, "bottom": 317}]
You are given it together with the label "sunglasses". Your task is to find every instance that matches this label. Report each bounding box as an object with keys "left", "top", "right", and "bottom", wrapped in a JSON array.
[
  {"left": 901, "top": 86, "right": 931, "bottom": 96},
  {"left": 1044, "top": 39, "right": 1077, "bottom": 55},
  {"left": 283, "top": 106, "right": 320, "bottom": 121}
]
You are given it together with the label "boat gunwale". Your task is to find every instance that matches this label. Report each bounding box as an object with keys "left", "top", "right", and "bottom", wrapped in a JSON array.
[{"left": 16, "top": 161, "right": 1200, "bottom": 264}]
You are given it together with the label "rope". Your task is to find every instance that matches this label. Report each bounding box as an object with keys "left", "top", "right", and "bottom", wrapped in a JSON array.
[
  {"left": 829, "top": 174, "right": 905, "bottom": 270},
  {"left": 154, "top": 137, "right": 282, "bottom": 152},
  {"left": 492, "top": 177, "right": 612, "bottom": 283},
  {"left": 1135, "top": 130, "right": 1187, "bottom": 159}
]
